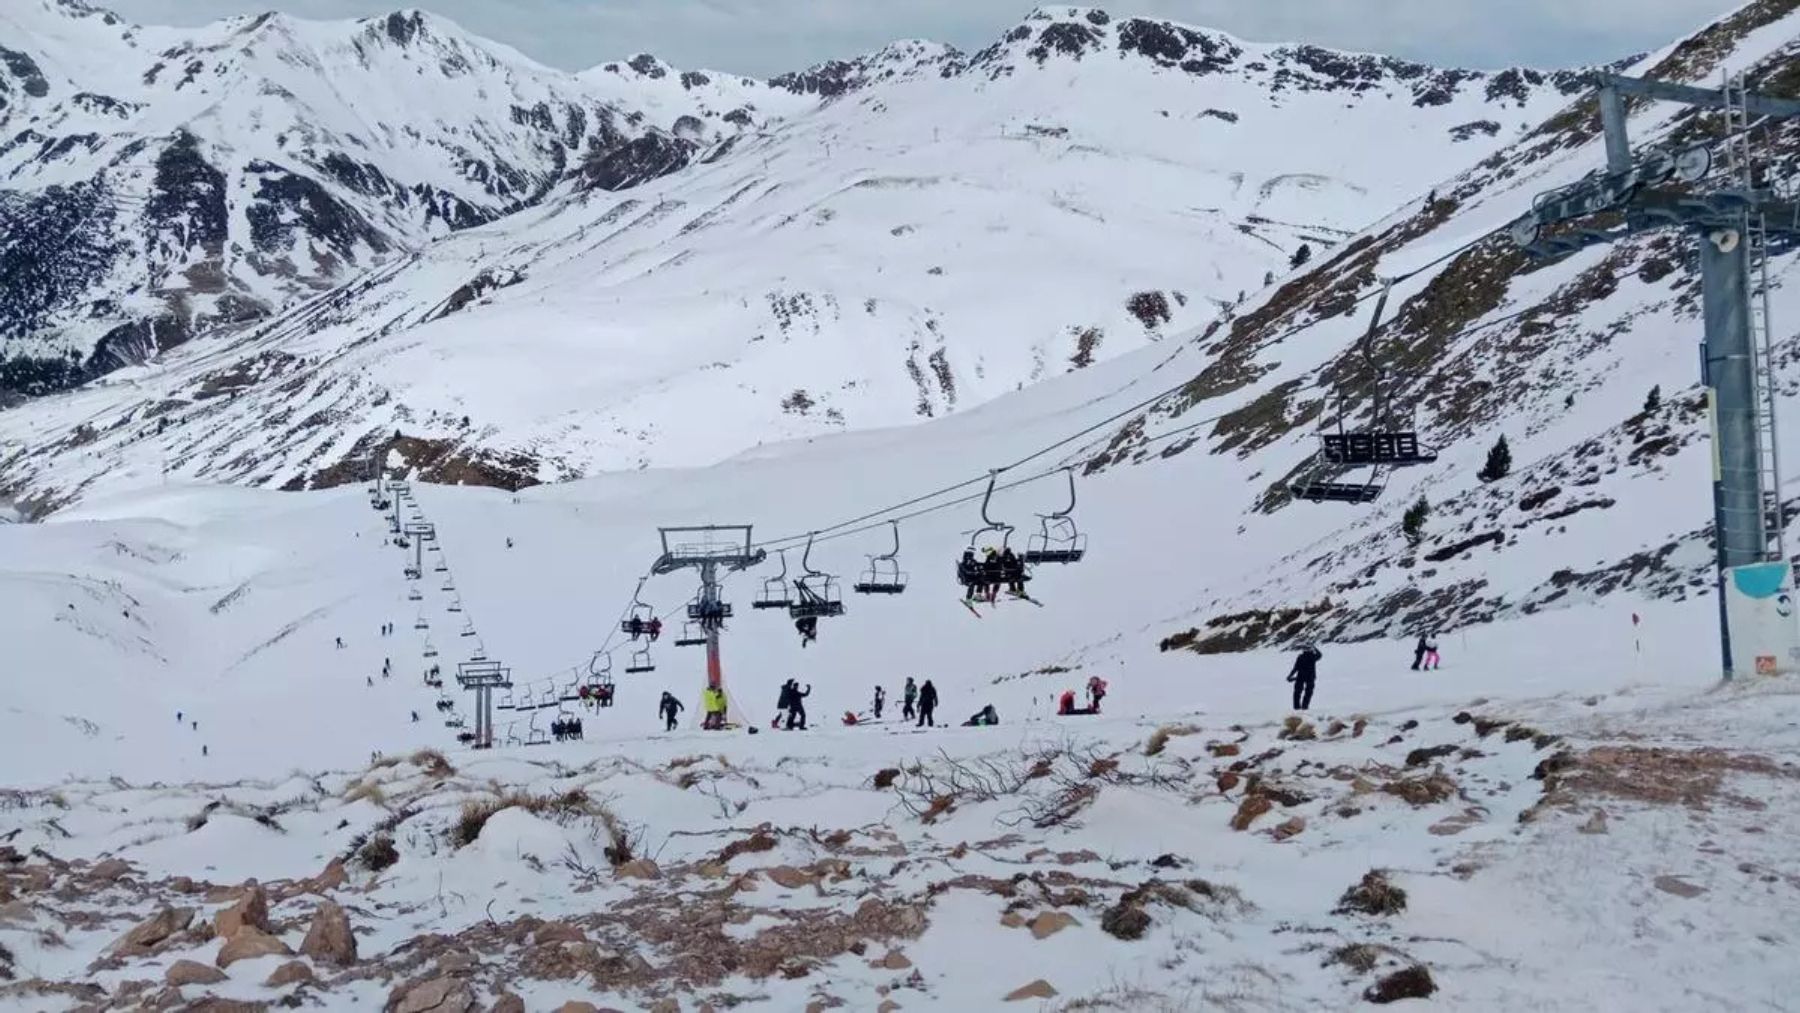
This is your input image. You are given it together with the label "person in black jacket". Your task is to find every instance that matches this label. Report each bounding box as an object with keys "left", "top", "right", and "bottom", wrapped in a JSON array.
[
  {"left": 1287, "top": 644, "right": 1322, "bottom": 710},
  {"left": 1411, "top": 634, "right": 1430, "bottom": 671},
  {"left": 787, "top": 681, "right": 812, "bottom": 730},
  {"left": 659, "top": 691, "right": 684, "bottom": 731},
  {"left": 917, "top": 679, "right": 939, "bottom": 727}
]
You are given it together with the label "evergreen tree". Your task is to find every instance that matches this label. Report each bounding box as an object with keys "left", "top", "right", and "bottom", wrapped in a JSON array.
[
  {"left": 1478, "top": 435, "right": 1512, "bottom": 483},
  {"left": 1643, "top": 385, "right": 1662, "bottom": 413},
  {"left": 1290, "top": 243, "right": 1313, "bottom": 269},
  {"left": 1402, "top": 495, "right": 1430, "bottom": 546}
]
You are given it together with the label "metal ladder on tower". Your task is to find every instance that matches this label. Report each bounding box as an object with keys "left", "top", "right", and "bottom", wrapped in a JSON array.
[{"left": 1724, "top": 71, "right": 1788, "bottom": 562}]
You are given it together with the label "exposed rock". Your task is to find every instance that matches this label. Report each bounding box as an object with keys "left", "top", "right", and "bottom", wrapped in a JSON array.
[
  {"left": 648, "top": 1000, "right": 680, "bottom": 1013},
  {"left": 1336, "top": 871, "right": 1407, "bottom": 916},
  {"left": 1653, "top": 875, "right": 1706, "bottom": 898},
  {"left": 1229, "top": 793, "right": 1273, "bottom": 831},
  {"left": 299, "top": 900, "right": 357, "bottom": 965},
  {"left": 998, "top": 911, "right": 1026, "bottom": 928},
  {"left": 216, "top": 925, "right": 293, "bottom": 968},
  {"left": 307, "top": 858, "right": 348, "bottom": 894},
  {"left": 490, "top": 995, "right": 526, "bottom": 1013},
  {"left": 213, "top": 883, "right": 270, "bottom": 938},
  {"left": 1005, "top": 979, "right": 1058, "bottom": 1001},
  {"left": 90, "top": 858, "right": 133, "bottom": 882},
  {"left": 265, "top": 959, "right": 316, "bottom": 987},
  {"left": 614, "top": 858, "right": 661, "bottom": 881},
  {"left": 164, "top": 959, "right": 227, "bottom": 986},
  {"left": 394, "top": 976, "right": 477, "bottom": 1013},
  {"left": 181, "top": 1000, "right": 271, "bottom": 1012},
  {"left": 553, "top": 1003, "right": 599, "bottom": 1013},
  {"left": 1208, "top": 742, "right": 1241, "bottom": 757},
  {"left": 533, "top": 921, "right": 588, "bottom": 945},
  {"left": 1270, "top": 816, "right": 1307, "bottom": 841},
  {"left": 1365, "top": 965, "right": 1437, "bottom": 1003},
  {"left": 1028, "top": 911, "right": 1078, "bottom": 939},
  {"left": 766, "top": 865, "right": 815, "bottom": 889},
  {"left": 110, "top": 906, "right": 195, "bottom": 956},
  {"left": 874, "top": 948, "right": 912, "bottom": 970}
]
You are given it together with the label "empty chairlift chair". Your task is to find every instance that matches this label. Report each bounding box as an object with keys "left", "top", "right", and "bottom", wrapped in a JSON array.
[
  {"left": 625, "top": 645, "right": 656, "bottom": 675},
  {"left": 853, "top": 521, "right": 909, "bottom": 595},
  {"left": 753, "top": 550, "right": 796, "bottom": 610},
  {"left": 1023, "top": 469, "right": 1088, "bottom": 565},
  {"left": 1289, "top": 280, "right": 1440, "bottom": 505}
]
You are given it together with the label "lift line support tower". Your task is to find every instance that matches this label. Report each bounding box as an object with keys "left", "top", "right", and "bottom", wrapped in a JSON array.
[
  {"left": 1509, "top": 71, "right": 1800, "bottom": 678},
  {"left": 454, "top": 660, "right": 512, "bottom": 750},
  {"left": 651, "top": 526, "right": 766, "bottom": 715}
]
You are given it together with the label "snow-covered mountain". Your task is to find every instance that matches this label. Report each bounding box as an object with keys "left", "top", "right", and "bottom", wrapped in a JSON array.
[
  {"left": 0, "top": 0, "right": 795, "bottom": 396},
  {"left": 0, "top": 4, "right": 1594, "bottom": 503}
]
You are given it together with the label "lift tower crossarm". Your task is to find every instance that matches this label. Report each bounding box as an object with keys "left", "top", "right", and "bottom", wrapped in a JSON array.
[{"left": 1593, "top": 73, "right": 1800, "bottom": 120}]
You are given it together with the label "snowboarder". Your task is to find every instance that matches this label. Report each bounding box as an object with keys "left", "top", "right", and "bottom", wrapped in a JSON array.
[
  {"left": 1411, "top": 634, "right": 1430, "bottom": 671},
  {"left": 701, "top": 686, "right": 727, "bottom": 730},
  {"left": 1287, "top": 643, "right": 1322, "bottom": 711},
  {"left": 660, "top": 691, "right": 684, "bottom": 731},
  {"left": 872, "top": 685, "right": 886, "bottom": 720},
  {"left": 917, "top": 679, "right": 938, "bottom": 727},
  {"left": 902, "top": 677, "right": 918, "bottom": 721},
  {"left": 787, "top": 681, "right": 811, "bottom": 730},
  {"left": 962, "top": 704, "right": 999, "bottom": 727}
]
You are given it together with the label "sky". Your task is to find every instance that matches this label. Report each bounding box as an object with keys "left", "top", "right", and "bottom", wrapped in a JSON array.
[{"left": 102, "top": 0, "right": 1741, "bottom": 77}]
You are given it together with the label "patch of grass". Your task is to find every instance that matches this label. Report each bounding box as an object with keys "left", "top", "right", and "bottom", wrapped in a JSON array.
[
  {"left": 1144, "top": 724, "right": 1200, "bottom": 757},
  {"left": 1329, "top": 942, "right": 1381, "bottom": 973},
  {"left": 409, "top": 749, "right": 454, "bottom": 779},
  {"left": 344, "top": 781, "right": 387, "bottom": 807},
  {"left": 449, "top": 789, "right": 603, "bottom": 849},
  {"left": 1336, "top": 870, "right": 1407, "bottom": 917}
]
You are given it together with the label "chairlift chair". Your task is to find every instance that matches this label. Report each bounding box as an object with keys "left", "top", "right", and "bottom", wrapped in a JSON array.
[
  {"left": 674, "top": 622, "right": 709, "bottom": 647},
  {"left": 754, "top": 550, "right": 796, "bottom": 610},
  {"left": 445, "top": 714, "right": 466, "bottom": 730},
  {"left": 469, "top": 643, "right": 488, "bottom": 663},
  {"left": 625, "top": 646, "right": 656, "bottom": 675},
  {"left": 413, "top": 616, "right": 429, "bottom": 631},
  {"left": 1289, "top": 280, "right": 1439, "bottom": 505},
  {"left": 526, "top": 712, "right": 550, "bottom": 746},
  {"left": 403, "top": 565, "right": 421, "bottom": 580},
  {"left": 434, "top": 559, "right": 448, "bottom": 573},
  {"left": 853, "top": 521, "right": 910, "bottom": 595},
  {"left": 504, "top": 722, "right": 522, "bottom": 748},
  {"left": 788, "top": 533, "right": 846, "bottom": 620},
  {"left": 459, "top": 620, "right": 477, "bottom": 638},
  {"left": 407, "top": 587, "right": 423, "bottom": 602},
  {"left": 586, "top": 652, "right": 615, "bottom": 693},
  {"left": 496, "top": 689, "right": 515, "bottom": 711},
  {"left": 620, "top": 577, "right": 658, "bottom": 638},
  {"left": 423, "top": 640, "right": 438, "bottom": 659},
  {"left": 447, "top": 595, "right": 462, "bottom": 613},
  {"left": 1023, "top": 469, "right": 1088, "bottom": 565},
  {"left": 958, "top": 472, "right": 1032, "bottom": 595}
]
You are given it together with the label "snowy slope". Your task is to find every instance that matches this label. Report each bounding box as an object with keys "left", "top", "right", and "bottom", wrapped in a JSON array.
[
  {"left": 0, "top": 6, "right": 1594, "bottom": 504},
  {"left": 0, "top": 0, "right": 785, "bottom": 393}
]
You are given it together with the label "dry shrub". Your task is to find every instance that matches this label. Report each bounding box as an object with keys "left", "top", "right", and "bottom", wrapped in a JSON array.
[
  {"left": 357, "top": 834, "right": 398, "bottom": 872},
  {"left": 666, "top": 755, "right": 705, "bottom": 770},
  {"left": 1144, "top": 724, "right": 1200, "bottom": 756},
  {"left": 1229, "top": 793, "right": 1272, "bottom": 831},
  {"left": 1365, "top": 965, "right": 1436, "bottom": 1003},
  {"left": 1379, "top": 772, "right": 1457, "bottom": 806},
  {"left": 1538, "top": 745, "right": 1799, "bottom": 810},
  {"left": 1278, "top": 717, "right": 1317, "bottom": 741},
  {"left": 409, "top": 749, "right": 455, "bottom": 779},
  {"left": 1087, "top": 756, "right": 1120, "bottom": 779},
  {"left": 343, "top": 781, "right": 386, "bottom": 807},
  {"left": 1329, "top": 942, "right": 1381, "bottom": 973},
  {"left": 1404, "top": 744, "right": 1458, "bottom": 768},
  {"left": 716, "top": 828, "right": 777, "bottom": 864},
  {"left": 450, "top": 789, "right": 603, "bottom": 848},
  {"left": 1336, "top": 870, "right": 1407, "bottom": 916},
  {"left": 370, "top": 755, "right": 402, "bottom": 770}
]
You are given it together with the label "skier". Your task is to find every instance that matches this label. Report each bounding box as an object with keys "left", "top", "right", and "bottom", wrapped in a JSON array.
[
  {"left": 1411, "top": 634, "right": 1430, "bottom": 671},
  {"left": 1086, "top": 675, "right": 1108, "bottom": 713},
  {"left": 647, "top": 617, "right": 663, "bottom": 642},
  {"left": 917, "top": 679, "right": 938, "bottom": 728},
  {"left": 701, "top": 686, "right": 727, "bottom": 730},
  {"left": 982, "top": 548, "right": 1002, "bottom": 603},
  {"left": 383, "top": 658, "right": 391, "bottom": 676},
  {"left": 191, "top": 720, "right": 198, "bottom": 731},
  {"left": 176, "top": 711, "right": 182, "bottom": 723},
  {"left": 1287, "top": 643, "right": 1322, "bottom": 711},
  {"left": 366, "top": 676, "right": 373, "bottom": 687},
  {"left": 786, "top": 681, "right": 811, "bottom": 731},
  {"left": 411, "top": 710, "right": 419, "bottom": 723},
  {"left": 902, "top": 677, "right": 918, "bottom": 721},
  {"left": 202, "top": 745, "right": 208, "bottom": 757},
  {"left": 958, "top": 549, "right": 980, "bottom": 601},
  {"left": 1423, "top": 633, "right": 1441, "bottom": 671},
  {"left": 795, "top": 615, "right": 818, "bottom": 647},
  {"left": 776, "top": 680, "right": 796, "bottom": 726},
  {"left": 961, "top": 704, "right": 999, "bottom": 727},
  {"left": 628, "top": 616, "right": 644, "bottom": 639},
  {"left": 505, "top": 537, "right": 514, "bottom": 549},
  {"left": 335, "top": 637, "right": 345, "bottom": 649},
  {"left": 1000, "top": 546, "right": 1025, "bottom": 597},
  {"left": 659, "top": 691, "right": 684, "bottom": 731},
  {"left": 872, "top": 685, "right": 886, "bottom": 720}
]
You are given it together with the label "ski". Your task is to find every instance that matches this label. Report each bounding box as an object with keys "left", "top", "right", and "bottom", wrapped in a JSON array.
[
  {"left": 1007, "top": 591, "right": 1045, "bottom": 607},
  {"left": 959, "top": 598, "right": 983, "bottom": 618}
]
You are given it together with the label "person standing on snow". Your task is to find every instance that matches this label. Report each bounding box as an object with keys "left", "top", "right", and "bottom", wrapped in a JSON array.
[
  {"left": 660, "top": 691, "right": 685, "bottom": 731},
  {"left": 903, "top": 677, "right": 918, "bottom": 721},
  {"left": 1287, "top": 643, "right": 1322, "bottom": 711},
  {"left": 787, "top": 682, "right": 812, "bottom": 730},
  {"left": 1423, "top": 633, "right": 1441, "bottom": 671},
  {"left": 701, "top": 686, "right": 727, "bottom": 730},
  {"left": 917, "top": 679, "right": 938, "bottom": 727},
  {"left": 1411, "top": 634, "right": 1430, "bottom": 671},
  {"left": 872, "top": 685, "right": 886, "bottom": 720}
]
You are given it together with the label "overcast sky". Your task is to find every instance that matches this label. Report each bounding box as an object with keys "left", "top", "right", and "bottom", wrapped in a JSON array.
[{"left": 103, "top": 0, "right": 1738, "bottom": 78}]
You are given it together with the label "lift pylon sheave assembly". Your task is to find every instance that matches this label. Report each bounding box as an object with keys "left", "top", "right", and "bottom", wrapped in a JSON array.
[
  {"left": 853, "top": 521, "right": 909, "bottom": 595},
  {"left": 789, "top": 532, "right": 846, "bottom": 619},
  {"left": 1289, "top": 281, "right": 1439, "bottom": 505},
  {"left": 454, "top": 659, "right": 512, "bottom": 750},
  {"left": 1023, "top": 469, "right": 1088, "bottom": 565},
  {"left": 1506, "top": 70, "right": 1800, "bottom": 678},
  {"left": 753, "top": 549, "right": 796, "bottom": 609},
  {"left": 649, "top": 526, "right": 764, "bottom": 716}
]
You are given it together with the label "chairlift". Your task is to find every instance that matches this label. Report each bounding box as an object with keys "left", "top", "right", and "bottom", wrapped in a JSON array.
[
  {"left": 422, "top": 640, "right": 438, "bottom": 659},
  {"left": 853, "top": 520, "right": 909, "bottom": 595},
  {"left": 586, "top": 651, "right": 615, "bottom": 692},
  {"left": 754, "top": 549, "right": 796, "bottom": 610},
  {"left": 413, "top": 616, "right": 429, "bottom": 631},
  {"left": 789, "top": 532, "right": 846, "bottom": 620},
  {"left": 559, "top": 676, "right": 581, "bottom": 703},
  {"left": 447, "top": 595, "right": 463, "bottom": 613},
  {"left": 1023, "top": 469, "right": 1088, "bottom": 565},
  {"left": 504, "top": 722, "right": 522, "bottom": 748},
  {"left": 625, "top": 645, "right": 656, "bottom": 675},
  {"left": 674, "top": 622, "right": 708, "bottom": 647},
  {"left": 407, "top": 587, "right": 423, "bottom": 602},
  {"left": 403, "top": 565, "right": 421, "bottom": 580},
  {"left": 459, "top": 620, "right": 477, "bottom": 639},
  {"left": 470, "top": 642, "right": 488, "bottom": 662},
  {"left": 434, "top": 559, "right": 448, "bottom": 573},
  {"left": 444, "top": 714, "right": 466, "bottom": 730},
  {"left": 496, "top": 689, "right": 515, "bottom": 711},
  {"left": 620, "top": 577, "right": 659, "bottom": 639},
  {"left": 525, "top": 712, "right": 550, "bottom": 746},
  {"left": 1290, "top": 280, "right": 1439, "bottom": 504},
  {"left": 957, "top": 471, "right": 1031, "bottom": 597}
]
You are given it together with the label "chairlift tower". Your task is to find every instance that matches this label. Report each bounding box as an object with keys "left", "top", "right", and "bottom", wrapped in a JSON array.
[
  {"left": 454, "top": 659, "right": 512, "bottom": 749},
  {"left": 1508, "top": 71, "right": 1800, "bottom": 678},
  {"left": 650, "top": 526, "right": 766, "bottom": 716},
  {"left": 404, "top": 521, "right": 435, "bottom": 579}
]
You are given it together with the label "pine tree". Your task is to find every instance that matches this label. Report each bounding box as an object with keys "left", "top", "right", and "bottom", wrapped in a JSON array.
[
  {"left": 1402, "top": 496, "right": 1430, "bottom": 546},
  {"left": 1290, "top": 243, "right": 1313, "bottom": 269},
  {"left": 1478, "top": 435, "right": 1512, "bottom": 483},
  {"left": 1643, "top": 385, "right": 1662, "bottom": 413}
]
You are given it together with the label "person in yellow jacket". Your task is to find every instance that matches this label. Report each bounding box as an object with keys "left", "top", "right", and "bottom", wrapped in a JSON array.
[{"left": 701, "top": 686, "right": 727, "bottom": 730}]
